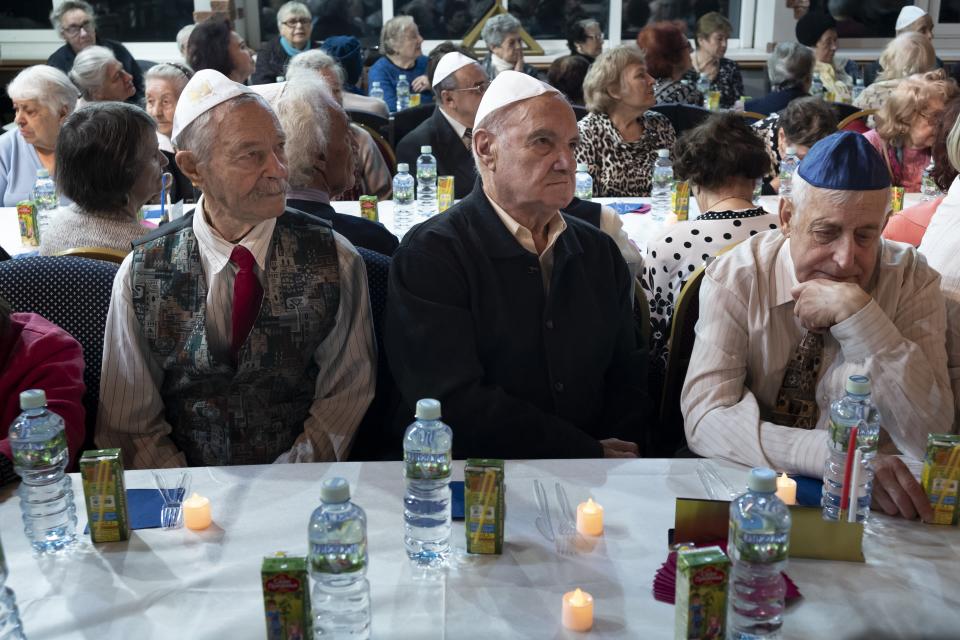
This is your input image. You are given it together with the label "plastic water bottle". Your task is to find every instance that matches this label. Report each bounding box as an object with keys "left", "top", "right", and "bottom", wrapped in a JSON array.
[
  {"left": 403, "top": 399, "right": 453, "bottom": 568},
  {"left": 651, "top": 149, "right": 673, "bottom": 221},
  {"left": 810, "top": 73, "right": 824, "bottom": 98},
  {"left": 727, "top": 467, "right": 792, "bottom": 640},
  {"left": 416, "top": 146, "right": 438, "bottom": 219},
  {"left": 821, "top": 375, "right": 881, "bottom": 523},
  {"left": 309, "top": 477, "right": 371, "bottom": 639},
  {"left": 393, "top": 163, "right": 416, "bottom": 236},
  {"left": 852, "top": 77, "right": 865, "bottom": 103},
  {"left": 922, "top": 161, "right": 940, "bottom": 201},
  {"left": 396, "top": 74, "right": 411, "bottom": 111},
  {"left": 369, "top": 80, "right": 384, "bottom": 103},
  {"left": 33, "top": 169, "right": 58, "bottom": 242},
  {"left": 779, "top": 146, "right": 799, "bottom": 197},
  {"left": 0, "top": 533, "right": 26, "bottom": 640},
  {"left": 574, "top": 163, "right": 593, "bottom": 200},
  {"left": 696, "top": 72, "right": 711, "bottom": 107},
  {"left": 8, "top": 389, "right": 77, "bottom": 554}
]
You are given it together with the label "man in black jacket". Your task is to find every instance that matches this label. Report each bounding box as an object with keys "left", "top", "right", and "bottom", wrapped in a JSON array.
[
  {"left": 396, "top": 52, "right": 489, "bottom": 200},
  {"left": 386, "top": 71, "right": 650, "bottom": 460}
]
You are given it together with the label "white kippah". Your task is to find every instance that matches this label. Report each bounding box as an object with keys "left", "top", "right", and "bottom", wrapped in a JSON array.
[
  {"left": 249, "top": 81, "right": 288, "bottom": 107},
  {"left": 171, "top": 69, "right": 253, "bottom": 145},
  {"left": 473, "top": 70, "right": 559, "bottom": 129},
  {"left": 896, "top": 6, "right": 927, "bottom": 31},
  {"left": 432, "top": 52, "right": 477, "bottom": 86}
]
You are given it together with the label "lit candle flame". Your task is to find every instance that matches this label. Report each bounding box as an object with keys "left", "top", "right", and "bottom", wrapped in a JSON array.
[
  {"left": 583, "top": 498, "right": 598, "bottom": 514},
  {"left": 571, "top": 588, "right": 586, "bottom": 606}
]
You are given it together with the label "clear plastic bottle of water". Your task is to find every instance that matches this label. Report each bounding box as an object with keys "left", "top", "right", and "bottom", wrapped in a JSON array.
[
  {"left": 9, "top": 389, "right": 77, "bottom": 554},
  {"left": 822, "top": 375, "right": 881, "bottom": 522},
  {"left": 779, "top": 146, "right": 799, "bottom": 197},
  {"left": 696, "top": 72, "right": 711, "bottom": 107},
  {"left": 403, "top": 398, "right": 453, "bottom": 568},
  {"left": 369, "top": 80, "right": 385, "bottom": 103},
  {"left": 393, "top": 162, "right": 416, "bottom": 236},
  {"left": 416, "top": 146, "right": 438, "bottom": 220},
  {"left": 852, "top": 77, "right": 865, "bottom": 103},
  {"left": 309, "top": 477, "right": 371, "bottom": 639},
  {"left": 33, "top": 169, "right": 58, "bottom": 242},
  {"left": 922, "top": 161, "right": 940, "bottom": 201},
  {"left": 396, "top": 74, "right": 411, "bottom": 111},
  {"left": 727, "top": 467, "right": 792, "bottom": 640},
  {"left": 0, "top": 533, "right": 26, "bottom": 640},
  {"left": 810, "top": 73, "right": 824, "bottom": 99},
  {"left": 651, "top": 149, "right": 673, "bottom": 222},
  {"left": 574, "top": 163, "right": 593, "bottom": 200}
]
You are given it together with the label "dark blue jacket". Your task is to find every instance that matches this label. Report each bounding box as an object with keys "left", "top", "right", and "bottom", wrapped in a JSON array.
[
  {"left": 286, "top": 198, "right": 398, "bottom": 257},
  {"left": 47, "top": 38, "right": 144, "bottom": 104},
  {"left": 745, "top": 87, "right": 808, "bottom": 116}
]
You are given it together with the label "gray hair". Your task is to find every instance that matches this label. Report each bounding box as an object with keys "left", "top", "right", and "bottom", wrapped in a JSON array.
[
  {"left": 175, "top": 93, "right": 274, "bottom": 164},
  {"left": 482, "top": 14, "right": 522, "bottom": 48},
  {"left": 69, "top": 45, "right": 118, "bottom": 100},
  {"left": 877, "top": 32, "right": 935, "bottom": 82},
  {"left": 49, "top": 0, "right": 95, "bottom": 31},
  {"left": 583, "top": 45, "right": 646, "bottom": 114},
  {"left": 946, "top": 108, "right": 960, "bottom": 173},
  {"left": 144, "top": 63, "right": 193, "bottom": 96},
  {"left": 176, "top": 24, "right": 195, "bottom": 59},
  {"left": 767, "top": 42, "right": 814, "bottom": 90},
  {"left": 7, "top": 65, "right": 79, "bottom": 117},
  {"left": 381, "top": 15, "right": 415, "bottom": 56},
  {"left": 277, "top": 1, "right": 311, "bottom": 28},
  {"left": 285, "top": 49, "right": 346, "bottom": 85},
  {"left": 790, "top": 173, "right": 892, "bottom": 218},
  {"left": 274, "top": 75, "right": 342, "bottom": 188}
]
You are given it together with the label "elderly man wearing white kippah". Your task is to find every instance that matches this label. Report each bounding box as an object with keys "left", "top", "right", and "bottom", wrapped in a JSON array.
[
  {"left": 96, "top": 69, "right": 376, "bottom": 469},
  {"left": 386, "top": 70, "right": 651, "bottom": 460}
]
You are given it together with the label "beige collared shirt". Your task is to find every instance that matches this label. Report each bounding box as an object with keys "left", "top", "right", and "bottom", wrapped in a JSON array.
[
  {"left": 681, "top": 230, "right": 951, "bottom": 477},
  {"left": 487, "top": 195, "right": 567, "bottom": 292}
]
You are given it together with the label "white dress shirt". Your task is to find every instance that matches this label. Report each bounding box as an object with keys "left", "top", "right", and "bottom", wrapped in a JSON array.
[
  {"left": 681, "top": 230, "right": 952, "bottom": 477},
  {"left": 918, "top": 175, "right": 960, "bottom": 428},
  {"left": 96, "top": 196, "right": 377, "bottom": 469}
]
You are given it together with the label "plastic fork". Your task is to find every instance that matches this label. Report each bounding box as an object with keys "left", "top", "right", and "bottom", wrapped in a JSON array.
[
  {"left": 554, "top": 483, "right": 584, "bottom": 555},
  {"left": 153, "top": 471, "right": 190, "bottom": 530},
  {"left": 533, "top": 479, "right": 555, "bottom": 543},
  {"left": 697, "top": 460, "right": 738, "bottom": 501}
]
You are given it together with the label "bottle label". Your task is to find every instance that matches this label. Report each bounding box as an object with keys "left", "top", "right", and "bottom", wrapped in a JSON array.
[
  {"left": 829, "top": 419, "right": 879, "bottom": 453},
  {"left": 310, "top": 542, "right": 367, "bottom": 574},
  {"left": 11, "top": 429, "right": 67, "bottom": 468},
  {"left": 732, "top": 522, "right": 789, "bottom": 564},
  {"left": 404, "top": 451, "right": 452, "bottom": 480}
]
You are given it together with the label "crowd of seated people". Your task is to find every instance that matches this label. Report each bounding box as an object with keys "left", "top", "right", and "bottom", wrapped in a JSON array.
[{"left": 6, "top": 4, "right": 960, "bottom": 527}]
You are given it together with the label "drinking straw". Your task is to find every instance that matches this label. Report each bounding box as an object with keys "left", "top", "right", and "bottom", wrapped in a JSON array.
[
  {"left": 472, "top": 469, "right": 496, "bottom": 547},
  {"left": 934, "top": 445, "right": 960, "bottom": 511},
  {"left": 95, "top": 458, "right": 109, "bottom": 538},
  {"left": 847, "top": 447, "right": 863, "bottom": 524},
  {"left": 838, "top": 425, "right": 859, "bottom": 522}
]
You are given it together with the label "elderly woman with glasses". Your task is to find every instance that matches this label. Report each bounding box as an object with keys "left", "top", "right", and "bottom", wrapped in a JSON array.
[
  {"left": 46, "top": 0, "right": 143, "bottom": 103},
  {"left": 567, "top": 19, "right": 604, "bottom": 65},
  {"left": 637, "top": 21, "right": 702, "bottom": 106},
  {"left": 69, "top": 45, "right": 136, "bottom": 103},
  {"left": 367, "top": 15, "right": 432, "bottom": 112},
  {"left": 682, "top": 12, "right": 743, "bottom": 109},
  {"left": 0, "top": 66, "right": 78, "bottom": 206},
  {"left": 795, "top": 11, "right": 855, "bottom": 103},
  {"left": 480, "top": 14, "right": 540, "bottom": 80},
  {"left": 251, "top": 1, "right": 315, "bottom": 84},
  {"left": 576, "top": 45, "right": 676, "bottom": 197},
  {"left": 865, "top": 70, "right": 959, "bottom": 192}
]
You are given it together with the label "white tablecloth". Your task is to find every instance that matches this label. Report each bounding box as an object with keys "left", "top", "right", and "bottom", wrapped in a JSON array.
[{"left": 1, "top": 458, "right": 957, "bottom": 639}]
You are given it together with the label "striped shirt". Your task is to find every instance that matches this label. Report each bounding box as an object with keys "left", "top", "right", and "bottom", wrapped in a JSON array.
[
  {"left": 681, "top": 231, "right": 951, "bottom": 477},
  {"left": 96, "top": 197, "right": 376, "bottom": 469}
]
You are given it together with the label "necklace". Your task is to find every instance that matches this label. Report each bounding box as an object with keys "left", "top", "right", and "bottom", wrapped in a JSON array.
[{"left": 703, "top": 195, "right": 753, "bottom": 213}]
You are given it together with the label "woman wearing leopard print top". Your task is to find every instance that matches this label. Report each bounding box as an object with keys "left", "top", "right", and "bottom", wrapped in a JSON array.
[{"left": 576, "top": 45, "right": 676, "bottom": 197}]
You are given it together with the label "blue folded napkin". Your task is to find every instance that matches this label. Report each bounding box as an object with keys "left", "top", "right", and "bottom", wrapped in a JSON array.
[
  {"left": 83, "top": 488, "right": 166, "bottom": 533},
  {"left": 794, "top": 475, "right": 823, "bottom": 507},
  {"left": 605, "top": 202, "right": 651, "bottom": 215},
  {"left": 451, "top": 481, "right": 465, "bottom": 520}
]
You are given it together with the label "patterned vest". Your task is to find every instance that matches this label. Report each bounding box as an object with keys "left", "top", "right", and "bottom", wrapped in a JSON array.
[{"left": 130, "top": 209, "right": 341, "bottom": 466}]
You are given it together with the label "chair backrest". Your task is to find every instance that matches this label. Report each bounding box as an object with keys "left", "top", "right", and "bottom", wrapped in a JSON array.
[
  {"left": 731, "top": 110, "right": 767, "bottom": 124},
  {"left": 838, "top": 109, "right": 875, "bottom": 132},
  {"left": 572, "top": 104, "right": 589, "bottom": 121},
  {"left": 649, "top": 103, "right": 712, "bottom": 135},
  {"left": 357, "top": 122, "right": 397, "bottom": 175},
  {"left": 633, "top": 276, "right": 650, "bottom": 350},
  {"left": 348, "top": 109, "right": 390, "bottom": 140},
  {"left": 389, "top": 103, "right": 435, "bottom": 147},
  {"left": 54, "top": 246, "right": 128, "bottom": 264},
  {"left": 0, "top": 256, "right": 119, "bottom": 452},
  {"left": 831, "top": 101, "right": 861, "bottom": 122}
]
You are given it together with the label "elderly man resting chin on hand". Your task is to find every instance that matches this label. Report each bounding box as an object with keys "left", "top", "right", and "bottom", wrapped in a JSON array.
[{"left": 681, "top": 131, "right": 952, "bottom": 522}]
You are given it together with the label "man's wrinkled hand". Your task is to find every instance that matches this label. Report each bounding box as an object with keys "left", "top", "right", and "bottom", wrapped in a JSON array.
[
  {"left": 872, "top": 455, "right": 933, "bottom": 522},
  {"left": 791, "top": 279, "right": 870, "bottom": 332},
  {"left": 600, "top": 438, "right": 639, "bottom": 458}
]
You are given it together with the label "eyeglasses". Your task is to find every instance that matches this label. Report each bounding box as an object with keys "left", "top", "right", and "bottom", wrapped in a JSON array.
[
  {"left": 62, "top": 20, "right": 93, "bottom": 36},
  {"left": 281, "top": 18, "right": 311, "bottom": 28},
  {"left": 452, "top": 81, "right": 490, "bottom": 94}
]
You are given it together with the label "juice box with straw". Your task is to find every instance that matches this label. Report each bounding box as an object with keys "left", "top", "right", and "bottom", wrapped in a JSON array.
[
  {"left": 262, "top": 553, "right": 311, "bottom": 640},
  {"left": 675, "top": 546, "right": 729, "bottom": 640},
  {"left": 672, "top": 181, "right": 690, "bottom": 221},
  {"left": 465, "top": 458, "right": 504, "bottom": 554},
  {"left": 437, "top": 176, "right": 455, "bottom": 212},
  {"left": 921, "top": 433, "right": 960, "bottom": 525},
  {"left": 80, "top": 448, "right": 130, "bottom": 542}
]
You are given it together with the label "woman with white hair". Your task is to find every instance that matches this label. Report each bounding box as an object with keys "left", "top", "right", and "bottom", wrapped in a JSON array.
[
  {"left": 367, "top": 15, "right": 432, "bottom": 112},
  {"left": 69, "top": 45, "right": 135, "bottom": 103},
  {"left": 144, "top": 63, "right": 197, "bottom": 203},
  {"left": 0, "top": 65, "right": 78, "bottom": 206},
  {"left": 480, "top": 14, "right": 539, "bottom": 79},
  {"left": 864, "top": 5, "right": 941, "bottom": 85},
  {"left": 251, "top": 1, "right": 315, "bottom": 84},
  {"left": 855, "top": 32, "right": 936, "bottom": 111},
  {"left": 744, "top": 42, "right": 814, "bottom": 116}
]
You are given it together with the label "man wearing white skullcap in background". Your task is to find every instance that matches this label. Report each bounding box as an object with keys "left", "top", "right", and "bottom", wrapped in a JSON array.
[
  {"left": 97, "top": 69, "right": 376, "bottom": 469},
  {"left": 396, "top": 51, "right": 489, "bottom": 199},
  {"left": 864, "top": 5, "right": 941, "bottom": 85},
  {"left": 386, "top": 70, "right": 651, "bottom": 460}
]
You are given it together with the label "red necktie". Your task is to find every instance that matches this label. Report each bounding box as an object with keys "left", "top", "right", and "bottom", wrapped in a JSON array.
[{"left": 230, "top": 245, "right": 263, "bottom": 358}]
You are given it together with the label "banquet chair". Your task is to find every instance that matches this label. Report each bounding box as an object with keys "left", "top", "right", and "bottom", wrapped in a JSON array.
[
  {"left": 55, "top": 246, "right": 128, "bottom": 264},
  {"left": 649, "top": 103, "right": 711, "bottom": 135},
  {"left": 389, "top": 103, "right": 435, "bottom": 147},
  {"left": 837, "top": 109, "right": 875, "bottom": 133},
  {"left": 731, "top": 110, "right": 767, "bottom": 124},
  {"left": 0, "top": 256, "right": 119, "bottom": 453},
  {"left": 357, "top": 122, "right": 397, "bottom": 175},
  {"left": 831, "top": 101, "right": 861, "bottom": 122},
  {"left": 572, "top": 104, "right": 589, "bottom": 121},
  {"left": 348, "top": 109, "right": 390, "bottom": 140}
]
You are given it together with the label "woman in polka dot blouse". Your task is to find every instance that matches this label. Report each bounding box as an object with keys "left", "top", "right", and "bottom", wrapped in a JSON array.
[{"left": 642, "top": 113, "right": 780, "bottom": 375}]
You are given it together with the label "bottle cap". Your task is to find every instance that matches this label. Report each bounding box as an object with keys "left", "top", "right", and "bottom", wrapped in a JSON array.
[
  {"left": 398, "top": 74, "right": 407, "bottom": 80},
  {"left": 320, "top": 477, "right": 351, "bottom": 503},
  {"left": 845, "top": 374, "right": 871, "bottom": 395},
  {"left": 372, "top": 80, "right": 380, "bottom": 86},
  {"left": 747, "top": 467, "right": 777, "bottom": 493},
  {"left": 420, "top": 145, "right": 432, "bottom": 154},
  {"left": 20, "top": 389, "right": 47, "bottom": 410},
  {"left": 657, "top": 148, "right": 670, "bottom": 158},
  {"left": 415, "top": 398, "right": 442, "bottom": 420},
  {"left": 397, "top": 162, "right": 409, "bottom": 172},
  {"left": 576, "top": 163, "right": 588, "bottom": 172},
  {"left": 785, "top": 145, "right": 797, "bottom": 155},
  {"left": 699, "top": 72, "right": 708, "bottom": 80},
  {"left": 36, "top": 169, "right": 50, "bottom": 178}
]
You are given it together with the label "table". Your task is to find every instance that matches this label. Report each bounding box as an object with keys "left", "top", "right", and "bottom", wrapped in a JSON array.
[{"left": 2, "top": 458, "right": 957, "bottom": 639}]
